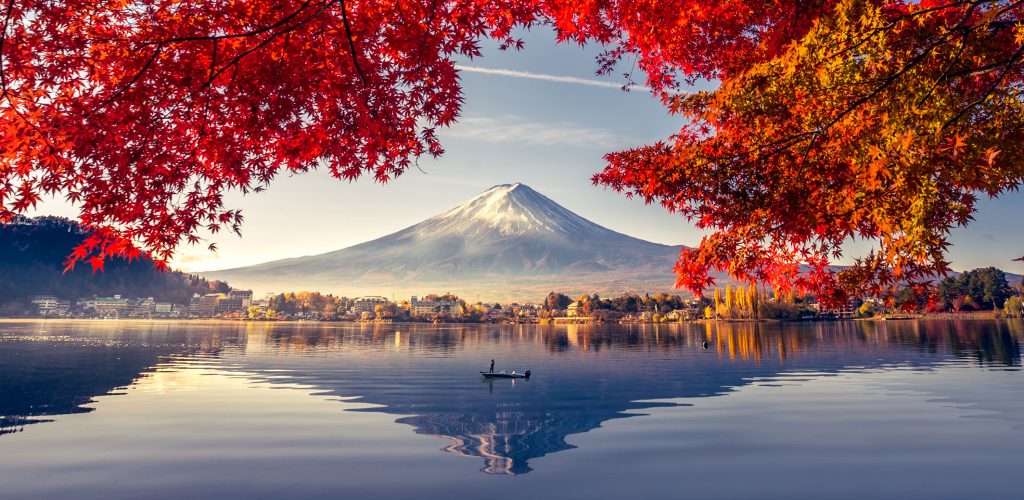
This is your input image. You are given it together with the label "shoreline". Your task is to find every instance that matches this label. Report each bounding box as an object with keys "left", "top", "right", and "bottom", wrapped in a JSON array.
[{"left": 0, "top": 314, "right": 1018, "bottom": 326}]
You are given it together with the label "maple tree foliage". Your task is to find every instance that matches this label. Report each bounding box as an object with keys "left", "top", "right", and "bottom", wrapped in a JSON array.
[
  {"left": 1, "top": 1, "right": 1022, "bottom": 303},
  {"left": 591, "top": 0, "right": 1024, "bottom": 304},
  {"left": 0, "top": 0, "right": 542, "bottom": 271}
]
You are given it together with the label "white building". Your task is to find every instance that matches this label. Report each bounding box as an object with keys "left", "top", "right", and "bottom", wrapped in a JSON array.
[
  {"left": 353, "top": 296, "right": 389, "bottom": 314},
  {"left": 227, "top": 289, "right": 253, "bottom": 308},
  {"left": 154, "top": 302, "right": 176, "bottom": 317},
  {"left": 31, "top": 295, "right": 69, "bottom": 316},
  {"left": 94, "top": 295, "right": 129, "bottom": 317},
  {"left": 31, "top": 295, "right": 58, "bottom": 312},
  {"left": 410, "top": 296, "right": 461, "bottom": 316}
]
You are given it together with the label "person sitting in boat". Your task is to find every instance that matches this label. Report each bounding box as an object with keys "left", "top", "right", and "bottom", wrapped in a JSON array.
[{"left": 489, "top": 359, "right": 495, "bottom": 373}]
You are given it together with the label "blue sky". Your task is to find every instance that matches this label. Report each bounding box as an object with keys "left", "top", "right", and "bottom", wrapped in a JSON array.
[{"left": 31, "top": 27, "right": 1024, "bottom": 275}]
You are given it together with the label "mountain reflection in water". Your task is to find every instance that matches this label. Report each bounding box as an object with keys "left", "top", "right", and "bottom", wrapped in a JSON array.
[
  {"left": 0, "top": 320, "right": 1021, "bottom": 475},
  {"left": 246, "top": 320, "right": 1022, "bottom": 474}
]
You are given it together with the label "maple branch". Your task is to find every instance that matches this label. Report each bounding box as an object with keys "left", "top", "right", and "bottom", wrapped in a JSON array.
[
  {"left": 943, "top": 42, "right": 1024, "bottom": 129},
  {"left": 95, "top": 0, "right": 340, "bottom": 119},
  {"left": 916, "top": 30, "right": 970, "bottom": 106},
  {"left": 339, "top": 0, "right": 367, "bottom": 85},
  {"left": 187, "top": 0, "right": 340, "bottom": 98},
  {"left": 826, "top": 0, "right": 976, "bottom": 60},
  {"left": 197, "top": 40, "right": 218, "bottom": 141},
  {"left": 797, "top": 1, "right": 986, "bottom": 167},
  {"left": 142, "top": 0, "right": 315, "bottom": 46},
  {"left": 948, "top": 41, "right": 1024, "bottom": 78},
  {"left": 92, "top": 44, "right": 164, "bottom": 112}
]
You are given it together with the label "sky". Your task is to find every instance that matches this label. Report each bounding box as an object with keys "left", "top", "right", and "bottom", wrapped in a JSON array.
[{"left": 29, "top": 27, "right": 1024, "bottom": 276}]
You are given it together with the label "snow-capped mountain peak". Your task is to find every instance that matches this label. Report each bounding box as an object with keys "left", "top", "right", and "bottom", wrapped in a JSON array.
[
  {"left": 423, "top": 183, "right": 606, "bottom": 237},
  {"left": 204, "top": 183, "right": 684, "bottom": 301}
]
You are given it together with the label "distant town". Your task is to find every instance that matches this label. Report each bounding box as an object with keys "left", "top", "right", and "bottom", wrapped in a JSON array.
[
  {"left": 14, "top": 289, "right": 785, "bottom": 323},
  {"left": 22, "top": 289, "right": 718, "bottom": 323},
  {"left": 17, "top": 268, "right": 1024, "bottom": 323}
]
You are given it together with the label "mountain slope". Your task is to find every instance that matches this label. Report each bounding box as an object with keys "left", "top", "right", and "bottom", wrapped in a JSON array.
[{"left": 204, "top": 183, "right": 686, "bottom": 300}]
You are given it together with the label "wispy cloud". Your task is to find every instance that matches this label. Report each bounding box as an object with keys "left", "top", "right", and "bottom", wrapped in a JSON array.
[
  {"left": 456, "top": 64, "right": 651, "bottom": 92},
  {"left": 443, "top": 115, "right": 640, "bottom": 148}
]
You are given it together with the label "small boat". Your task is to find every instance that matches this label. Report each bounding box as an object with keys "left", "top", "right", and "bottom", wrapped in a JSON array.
[{"left": 481, "top": 370, "right": 531, "bottom": 379}]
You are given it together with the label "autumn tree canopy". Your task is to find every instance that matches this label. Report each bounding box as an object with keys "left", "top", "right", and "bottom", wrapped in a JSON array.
[{"left": 1, "top": 0, "right": 1022, "bottom": 302}]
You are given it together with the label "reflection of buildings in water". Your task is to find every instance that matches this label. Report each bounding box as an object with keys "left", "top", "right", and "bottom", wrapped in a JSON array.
[
  {"left": 698, "top": 320, "right": 1023, "bottom": 367},
  {"left": 252, "top": 322, "right": 511, "bottom": 355}
]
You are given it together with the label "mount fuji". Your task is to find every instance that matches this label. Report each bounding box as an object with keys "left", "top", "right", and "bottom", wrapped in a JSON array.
[{"left": 203, "top": 183, "right": 687, "bottom": 301}]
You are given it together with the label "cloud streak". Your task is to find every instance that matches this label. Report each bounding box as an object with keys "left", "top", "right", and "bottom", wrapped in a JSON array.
[
  {"left": 442, "top": 115, "right": 642, "bottom": 148},
  {"left": 456, "top": 64, "right": 651, "bottom": 92}
]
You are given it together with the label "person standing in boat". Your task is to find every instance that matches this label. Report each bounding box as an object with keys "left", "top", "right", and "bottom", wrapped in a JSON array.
[{"left": 489, "top": 359, "right": 495, "bottom": 373}]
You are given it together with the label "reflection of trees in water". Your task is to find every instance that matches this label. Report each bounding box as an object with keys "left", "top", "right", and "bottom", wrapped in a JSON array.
[
  {"left": 258, "top": 322, "right": 492, "bottom": 354},
  {"left": 547, "top": 320, "right": 1023, "bottom": 367},
  {"left": 937, "top": 320, "right": 1022, "bottom": 366},
  {"left": 0, "top": 416, "right": 52, "bottom": 436},
  {"left": 853, "top": 320, "right": 1021, "bottom": 367},
  {"left": 0, "top": 321, "right": 246, "bottom": 436},
  {"left": 545, "top": 324, "right": 695, "bottom": 353},
  {"left": 245, "top": 319, "right": 1024, "bottom": 374}
]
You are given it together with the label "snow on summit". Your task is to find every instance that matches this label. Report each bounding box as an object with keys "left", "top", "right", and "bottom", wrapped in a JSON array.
[{"left": 425, "top": 183, "right": 610, "bottom": 237}]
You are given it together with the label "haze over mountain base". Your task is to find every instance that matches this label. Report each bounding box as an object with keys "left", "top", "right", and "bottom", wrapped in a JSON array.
[{"left": 203, "top": 183, "right": 688, "bottom": 301}]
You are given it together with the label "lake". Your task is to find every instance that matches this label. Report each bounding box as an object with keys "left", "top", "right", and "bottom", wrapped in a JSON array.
[{"left": 1, "top": 319, "right": 1022, "bottom": 499}]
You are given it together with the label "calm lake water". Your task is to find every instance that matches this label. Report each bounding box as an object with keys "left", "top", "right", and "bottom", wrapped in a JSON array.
[{"left": 1, "top": 319, "right": 1022, "bottom": 499}]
